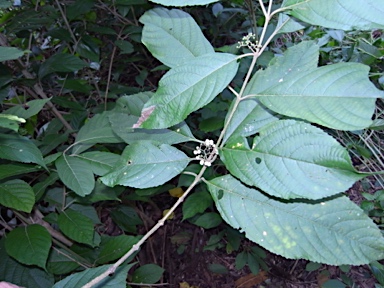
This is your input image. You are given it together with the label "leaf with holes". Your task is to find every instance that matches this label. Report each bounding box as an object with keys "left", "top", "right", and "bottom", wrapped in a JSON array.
[
  {"left": 55, "top": 155, "right": 95, "bottom": 196},
  {"left": 244, "top": 41, "right": 383, "bottom": 131},
  {"left": 5, "top": 225, "right": 52, "bottom": 270},
  {"left": 206, "top": 175, "right": 384, "bottom": 265},
  {"left": 100, "top": 141, "right": 190, "bottom": 189},
  {"left": 139, "top": 53, "right": 239, "bottom": 129},
  {"left": 220, "top": 120, "right": 364, "bottom": 200}
]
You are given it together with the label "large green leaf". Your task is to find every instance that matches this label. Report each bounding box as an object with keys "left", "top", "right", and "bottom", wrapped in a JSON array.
[
  {"left": 5, "top": 225, "right": 52, "bottom": 269},
  {"left": 74, "top": 151, "right": 120, "bottom": 176},
  {"left": 281, "top": 0, "right": 384, "bottom": 30},
  {"left": 220, "top": 120, "right": 364, "bottom": 200},
  {"left": 139, "top": 53, "right": 239, "bottom": 129},
  {"left": 38, "top": 53, "right": 88, "bottom": 78},
  {"left": 58, "top": 210, "right": 95, "bottom": 246},
  {"left": 72, "top": 112, "right": 123, "bottom": 154},
  {"left": 47, "top": 248, "right": 80, "bottom": 275},
  {"left": 207, "top": 175, "right": 384, "bottom": 265},
  {"left": 0, "top": 47, "right": 25, "bottom": 62},
  {"left": 0, "top": 239, "right": 54, "bottom": 288},
  {"left": 0, "top": 163, "right": 42, "bottom": 180},
  {"left": 52, "top": 263, "right": 134, "bottom": 288},
  {"left": 55, "top": 155, "right": 95, "bottom": 196},
  {"left": 0, "top": 179, "right": 35, "bottom": 212},
  {"left": 113, "top": 92, "right": 153, "bottom": 116},
  {"left": 140, "top": 8, "right": 214, "bottom": 68},
  {"left": 0, "top": 133, "right": 46, "bottom": 168},
  {"left": 223, "top": 98, "right": 279, "bottom": 144},
  {"left": 3, "top": 98, "right": 51, "bottom": 119},
  {"left": 149, "top": 0, "right": 218, "bottom": 6},
  {"left": 109, "top": 113, "right": 196, "bottom": 144},
  {"left": 132, "top": 264, "right": 165, "bottom": 284},
  {"left": 244, "top": 41, "right": 382, "bottom": 131},
  {"left": 101, "top": 141, "right": 190, "bottom": 188}
]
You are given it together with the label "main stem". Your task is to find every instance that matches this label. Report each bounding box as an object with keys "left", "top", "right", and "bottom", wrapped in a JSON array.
[{"left": 82, "top": 166, "right": 207, "bottom": 288}]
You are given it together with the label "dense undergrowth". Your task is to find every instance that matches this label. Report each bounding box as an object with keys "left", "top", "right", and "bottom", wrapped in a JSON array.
[{"left": 0, "top": 0, "right": 384, "bottom": 287}]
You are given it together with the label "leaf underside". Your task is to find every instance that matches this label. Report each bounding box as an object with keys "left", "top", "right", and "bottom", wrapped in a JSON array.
[{"left": 207, "top": 175, "right": 384, "bottom": 265}]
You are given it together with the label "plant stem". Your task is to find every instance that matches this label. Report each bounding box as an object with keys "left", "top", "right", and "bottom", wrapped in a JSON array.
[{"left": 82, "top": 165, "right": 208, "bottom": 288}]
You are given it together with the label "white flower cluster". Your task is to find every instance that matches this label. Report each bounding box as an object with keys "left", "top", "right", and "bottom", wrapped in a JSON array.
[
  {"left": 236, "top": 32, "right": 261, "bottom": 52},
  {"left": 193, "top": 139, "right": 218, "bottom": 167}
]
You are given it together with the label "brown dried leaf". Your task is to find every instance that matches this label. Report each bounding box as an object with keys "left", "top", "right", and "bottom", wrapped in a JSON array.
[
  {"left": 133, "top": 105, "right": 156, "bottom": 128},
  {"left": 235, "top": 271, "right": 268, "bottom": 288}
]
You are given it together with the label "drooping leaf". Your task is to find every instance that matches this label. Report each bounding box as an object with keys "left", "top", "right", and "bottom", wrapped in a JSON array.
[
  {"left": 5, "top": 225, "right": 52, "bottom": 269},
  {"left": 132, "top": 264, "right": 165, "bottom": 284},
  {"left": 245, "top": 41, "right": 382, "bottom": 130},
  {"left": 0, "top": 163, "right": 42, "bottom": 180},
  {"left": 58, "top": 210, "right": 94, "bottom": 246},
  {"left": 0, "top": 239, "right": 54, "bottom": 288},
  {"left": 96, "top": 235, "right": 139, "bottom": 264},
  {"left": 0, "top": 114, "right": 25, "bottom": 132},
  {"left": 0, "top": 133, "right": 46, "bottom": 168},
  {"left": 220, "top": 120, "right": 364, "bottom": 200},
  {"left": 223, "top": 98, "right": 279, "bottom": 144},
  {"left": 74, "top": 151, "right": 120, "bottom": 176},
  {"left": 182, "top": 190, "right": 213, "bottom": 220},
  {"left": 276, "top": 13, "right": 305, "bottom": 34},
  {"left": 0, "top": 47, "right": 25, "bottom": 62},
  {"left": 0, "top": 179, "right": 35, "bottom": 212},
  {"left": 3, "top": 98, "right": 51, "bottom": 119},
  {"left": 281, "top": 0, "right": 384, "bottom": 30},
  {"left": 38, "top": 53, "right": 88, "bottom": 78},
  {"left": 109, "top": 112, "right": 196, "bottom": 144},
  {"left": 101, "top": 141, "right": 190, "bottom": 189},
  {"left": 52, "top": 263, "right": 134, "bottom": 288},
  {"left": 140, "top": 8, "right": 214, "bottom": 67},
  {"left": 72, "top": 112, "right": 123, "bottom": 154},
  {"left": 139, "top": 53, "right": 239, "bottom": 129},
  {"left": 55, "top": 155, "right": 95, "bottom": 196},
  {"left": 207, "top": 175, "right": 384, "bottom": 265}
]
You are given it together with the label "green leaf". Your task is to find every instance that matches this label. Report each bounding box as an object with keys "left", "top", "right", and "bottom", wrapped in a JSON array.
[
  {"left": 245, "top": 41, "right": 381, "bottom": 131},
  {"left": 223, "top": 98, "right": 279, "bottom": 144},
  {"left": 113, "top": 92, "right": 153, "bottom": 116},
  {"left": 101, "top": 141, "right": 190, "bottom": 188},
  {"left": 96, "top": 235, "right": 139, "bottom": 264},
  {"left": 0, "top": 114, "right": 25, "bottom": 131},
  {"left": 38, "top": 53, "right": 88, "bottom": 79},
  {"left": 220, "top": 120, "right": 363, "bottom": 200},
  {"left": 33, "top": 172, "right": 59, "bottom": 200},
  {"left": 3, "top": 98, "right": 51, "bottom": 119},
  {"left": 5, "top": 224, "right": 52, "bottom": 269},
  {"left": 0, "top": 179, "right": 35, "bottom": 212},
  {"left": 207, "top": 175, "right": 384, "bottom": 265},
  {"left": 0, "top": 47, "right": 25, "bottom": 62},
  {"left": 115, "top": 40, "right": 134, "bottom": 54},
  {"left": 74, "top": 151, "right": 120, "bottom": 176},
  {"left": 0, "top": 239, "right": 54, "bottom": 288},
  {"left": 52, "top": 263, "right": 134, "bottom": 288},
  {"left": 58, "top": 210, "right": 95, "bottom": 246},
  {"left": 132, "top": 264, "right": 165, "bottom": 284},
  {"left": 140, "top": 8, "right": 214, "bottom": 67},
  {"left": 182, "top": 190, "right": 213, "bottom": 220},
  {"left": 139, "top": 53, "right": 239, "bottom": 129},
  {"left": 72, "top": 112, "right": 123, "bottom": 154},
  {"left": 149, "top": 0, "right": 218, "bottom": 6},
  {"left": 0, "top": 163, "right": 42, "bottom": 180},
  {"left": 47, "top": 248, "right": 80, "bottom": 275},
  {"left": 109, "top": 112, "right": 196, "bottom": 144},
  {"left": 190, "top": 212, "right": 222, "bottom": 229},
  {"left": 0, "top": 133, "right": 46, "bottom": 168},
  {"left": 282, "top": 0, "right": 384, "bottom": 30},
  {"left": 56, "top": 155, "right": 95, "bottom": 196},
  {"left": 276, "top": 13, "right": 305, "bottom": 34},
  {"left": 110, "top": 206, "right": 143, "bottom": 233}
]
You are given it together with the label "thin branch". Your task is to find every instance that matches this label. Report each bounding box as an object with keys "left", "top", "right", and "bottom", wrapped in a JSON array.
[{"left": 82, "top": 166, "right": 208, "bottom": 288}]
